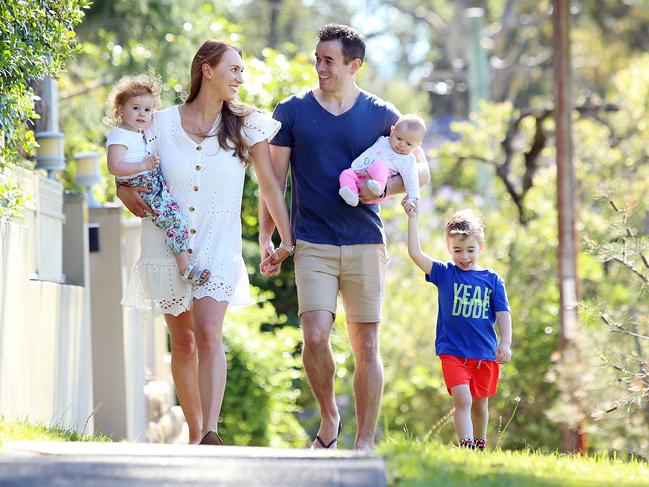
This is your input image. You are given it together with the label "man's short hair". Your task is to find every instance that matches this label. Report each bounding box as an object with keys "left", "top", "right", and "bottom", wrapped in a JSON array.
[
  {"left": 445, "top": 209, "right": 485, "bottom": 246},
  {"left": 317, "top": 23, "right": 366, "bottom": 65}
]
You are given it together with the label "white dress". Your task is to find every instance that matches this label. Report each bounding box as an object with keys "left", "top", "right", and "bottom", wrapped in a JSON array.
[{"left": 122, "top": 106, "right": 281, "bottom": 316}]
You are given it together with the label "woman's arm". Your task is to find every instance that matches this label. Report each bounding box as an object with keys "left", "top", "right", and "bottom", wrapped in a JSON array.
[
  {"left": 251, "top": 140, "right": 293, "bottom": 263},
  {"left": 407, "top": 213, "right": 434, "bottom": 274},
  {"left": 115, "top": 184, "right": 153, "bottom": 217},
  {"left": 257, "top": 144, "right": 291, "bottom": 276},
  {"left": 107, "top": 144, "right": 159, "bottom": 177}
]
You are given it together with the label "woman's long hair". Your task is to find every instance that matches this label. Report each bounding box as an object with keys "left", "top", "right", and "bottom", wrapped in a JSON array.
[{"left": 186, "top": 40, "right": 254, "bottom": 163}]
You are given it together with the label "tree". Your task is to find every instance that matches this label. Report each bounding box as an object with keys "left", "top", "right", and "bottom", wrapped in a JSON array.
[
  {"left": 576, "top": 54, "right": 649, "bottom": 458},
  {"left": 0, "top": 0, "right": 88, "bottom": 218},
  {"left": 233, "top": 0, "right": 352, "bottom": 53},
  {"left": 360, "top": 0, "right": 649, "bottom": 118}
]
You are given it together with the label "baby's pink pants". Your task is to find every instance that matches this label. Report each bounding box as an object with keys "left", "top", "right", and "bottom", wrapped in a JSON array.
[{"left": 339, "top": 160, "right": 391, "bottom": 204}]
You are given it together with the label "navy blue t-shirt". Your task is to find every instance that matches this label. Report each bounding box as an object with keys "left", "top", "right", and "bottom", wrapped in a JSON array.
[
  {"left": 270, "top": 90, "right": 400, "bottom": 245},
  {"left": 426, "top": 261, "right": 510, "bottom": 360}
]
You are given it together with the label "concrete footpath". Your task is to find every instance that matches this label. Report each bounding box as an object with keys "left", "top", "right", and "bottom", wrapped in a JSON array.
[{"left": 0, "top": 442, "right": 388, "bottom": 487}]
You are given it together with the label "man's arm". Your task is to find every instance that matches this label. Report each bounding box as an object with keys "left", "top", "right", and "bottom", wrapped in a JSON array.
[
  {"left": 359, "top": 146, "right": 430, "bottom": 202},
  {"left": 258, "top": 144, "right": 291, "bottom": 276}
]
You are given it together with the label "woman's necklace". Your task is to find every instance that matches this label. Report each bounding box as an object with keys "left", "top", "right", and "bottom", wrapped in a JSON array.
[{"left": 192, "top": 102, "right": 219, "bottom": 136}]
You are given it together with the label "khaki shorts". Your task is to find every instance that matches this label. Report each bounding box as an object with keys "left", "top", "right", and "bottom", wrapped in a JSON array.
[{"left": 293, "top": 239, "right": 389, "bottom": 323}]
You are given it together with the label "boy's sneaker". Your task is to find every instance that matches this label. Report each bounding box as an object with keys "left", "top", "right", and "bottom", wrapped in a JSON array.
[
  {"left": 339, "top": 187, "right": 359, "bottom": 206},
  {"left": 367, "top": 179, "right": 383, "bottom": 196},
  {"left": 473, "top": 438, "right": 486, "bottom": 451},
  {"left": 459, "top": 437, "right": 473, "bottom": 448}
]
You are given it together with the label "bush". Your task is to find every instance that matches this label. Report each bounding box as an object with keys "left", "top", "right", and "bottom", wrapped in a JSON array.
[
  {"left": 220, "top": 289, "right": 308, "bottom": 447},
  {"left": 0, "top": 0, "right": 87, "bottom": 217}
]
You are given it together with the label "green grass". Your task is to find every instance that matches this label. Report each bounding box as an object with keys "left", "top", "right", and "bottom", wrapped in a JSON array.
[
  {"left": 378, "top": 438, "right": 649, "bottom": 487},
  {"left": 0, "top": 416, "right": 110, "bottom": 446}
]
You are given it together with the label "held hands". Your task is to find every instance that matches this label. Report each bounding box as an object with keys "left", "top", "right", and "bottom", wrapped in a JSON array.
[
  {"left": 143, "top": 155, "right": 160, "bottom": 171},
  {"left": 496, "top": 343, "right": 512, "bottom": 364},
  {"left": 259, "top": 248, "right": 290, "bottom": 275},
  {"left": 401, "top": 197, "right": 419, "bottom": 216},
  {"left": 259, "top": 237, "right": 280, "bottom": 276},
  {"left": 259, "top": 238, "right": 293, "bottom": 276}
]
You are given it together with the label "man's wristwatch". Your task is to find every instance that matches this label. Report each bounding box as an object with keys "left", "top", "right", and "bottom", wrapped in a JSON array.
[{"left": 278, "top": 241, "right": 295, "bottom": 256}]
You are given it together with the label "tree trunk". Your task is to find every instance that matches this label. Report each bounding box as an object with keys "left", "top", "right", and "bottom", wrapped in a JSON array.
[
  {"left": 553, "top": 0, "right": 588, "bottom": 454},
  {"left": 267, "top": 0, "right": 282, "bottom": 49}
]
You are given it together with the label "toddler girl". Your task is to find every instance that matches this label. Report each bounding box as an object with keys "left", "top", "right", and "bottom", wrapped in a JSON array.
[{"left": 106, "top": 74, "right": 209, "bottom": 285}]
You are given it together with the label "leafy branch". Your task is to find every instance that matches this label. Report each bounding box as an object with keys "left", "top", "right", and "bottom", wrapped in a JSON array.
[
  {"left": 456, "top": 102, "right": 620, "bottom": 225},
  {"left": 591, "top": 198, "right": 649, "bottom": 426},
  {"left": 600, "top": 313, "right": 649, "bottom": 342}
]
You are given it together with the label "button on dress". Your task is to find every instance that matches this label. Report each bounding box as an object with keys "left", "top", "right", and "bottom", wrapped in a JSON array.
[{"left": 122, "top": 106, "right": 280, "bottom": 316}]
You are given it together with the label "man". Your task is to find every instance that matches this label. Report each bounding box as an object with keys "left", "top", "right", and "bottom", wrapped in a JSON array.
[{"left": 259, "top": 23, "right": 429, "bottom": 451}]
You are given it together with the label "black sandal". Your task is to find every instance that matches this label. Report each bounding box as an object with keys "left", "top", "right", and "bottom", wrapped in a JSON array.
[
  {"left": 199, "top": 430, "right": 223, "bottom": 445},
  {"left": 313, "top": 420, "right": 343, "bottom": 449}
]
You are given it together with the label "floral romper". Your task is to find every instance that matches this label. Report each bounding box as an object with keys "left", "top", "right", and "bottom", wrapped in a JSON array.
[{"left": 107, "top": 127, "right": 189, "bottom": 255}]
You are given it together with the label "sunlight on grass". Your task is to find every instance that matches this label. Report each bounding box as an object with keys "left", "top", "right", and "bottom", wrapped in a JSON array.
[
  {"left": 378, "top": 438, "right": 649, "bottom": 487},
  {"left": 0, "top": 416, "right": 110, "bottom": 446}
]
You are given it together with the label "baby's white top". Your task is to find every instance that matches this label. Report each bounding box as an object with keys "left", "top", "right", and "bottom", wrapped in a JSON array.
[
  {"left": 106, "top": 127, "right": 151, "bottom": 180},
  {"left": 350, "top": 136, "right": 420, "bottom": 199}
]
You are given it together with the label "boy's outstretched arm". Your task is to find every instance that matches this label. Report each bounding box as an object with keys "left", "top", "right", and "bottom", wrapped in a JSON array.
[
  {"left": 407, "top": 213, "right": 434, "bottom": 274},
  {"left": 495, "top": 311, "right": 512, "bottom": 364}
]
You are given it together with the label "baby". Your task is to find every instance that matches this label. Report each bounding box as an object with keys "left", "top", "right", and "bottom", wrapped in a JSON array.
[{"left": 339, "top": 113, "right": 425, "bottom": 211}]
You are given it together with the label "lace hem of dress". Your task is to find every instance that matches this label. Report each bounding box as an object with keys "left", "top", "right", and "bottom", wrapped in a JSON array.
[{"left": 121, "top": 260, "right": 252, "bottom": 317}]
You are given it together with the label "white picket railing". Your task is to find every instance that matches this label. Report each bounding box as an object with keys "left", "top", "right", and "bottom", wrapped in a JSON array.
[
  {"left": 0, "top": 168, "right": 179, "bottom": 441},
  {"left": 0, "top": 169, "right": 92, "bottom": 433}
]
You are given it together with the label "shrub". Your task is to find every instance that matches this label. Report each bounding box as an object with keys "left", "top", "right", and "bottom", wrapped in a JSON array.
[
  {"left": 0, "top": 0, "right": 88, "bottom": 217},
  {"left": 220, "top": 289, "right": 308, "bottom": 447}
]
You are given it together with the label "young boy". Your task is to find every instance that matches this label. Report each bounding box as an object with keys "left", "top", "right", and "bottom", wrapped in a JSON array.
[{"left": 406, "top": 206, "right": 512, "bottom": 450}]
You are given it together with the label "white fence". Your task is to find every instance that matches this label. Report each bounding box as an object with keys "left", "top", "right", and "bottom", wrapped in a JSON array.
[
  {"left": 0, "top": 168, "right": 179, "bottom": 441},
  {"left": 0, "top": 169, "right": 93, "bottom": 433}
]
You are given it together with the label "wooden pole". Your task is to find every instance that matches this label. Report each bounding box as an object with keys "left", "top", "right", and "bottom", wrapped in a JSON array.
[
  {"left": 553, "top": 0, "right": 587, "bottom": 454},
  {"left": 466, "top": 8, "right": 493, "bottom": 206}
]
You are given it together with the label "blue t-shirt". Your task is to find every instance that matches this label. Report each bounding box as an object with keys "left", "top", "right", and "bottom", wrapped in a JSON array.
[
  {"left": 426, "top": 261, "right": 510, "bottom": 360},
  {"left": 270, "top": 90, "right": 400, "bottom": 245}
]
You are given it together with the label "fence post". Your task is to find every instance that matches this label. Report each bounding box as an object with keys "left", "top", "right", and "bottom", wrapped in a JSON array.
[{"left": 88, "top": 205, "right": 143, "bottom": 440}]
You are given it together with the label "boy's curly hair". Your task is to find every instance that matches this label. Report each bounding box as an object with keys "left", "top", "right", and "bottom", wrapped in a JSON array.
[
  {"left": 445, "top": 209, "right": 485, "bottom": 246},
  {"left": 106, "top": 73, "right": 161, "bottom": 126}
]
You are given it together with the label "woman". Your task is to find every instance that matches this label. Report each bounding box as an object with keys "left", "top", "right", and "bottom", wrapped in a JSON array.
[{"left": 116, "top": 40, "right": 293, "bottom": 445}]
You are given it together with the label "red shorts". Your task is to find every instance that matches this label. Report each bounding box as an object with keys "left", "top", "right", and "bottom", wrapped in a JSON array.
[{"left": 440, "top": 354, "right": 499, "bottom": 398}]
